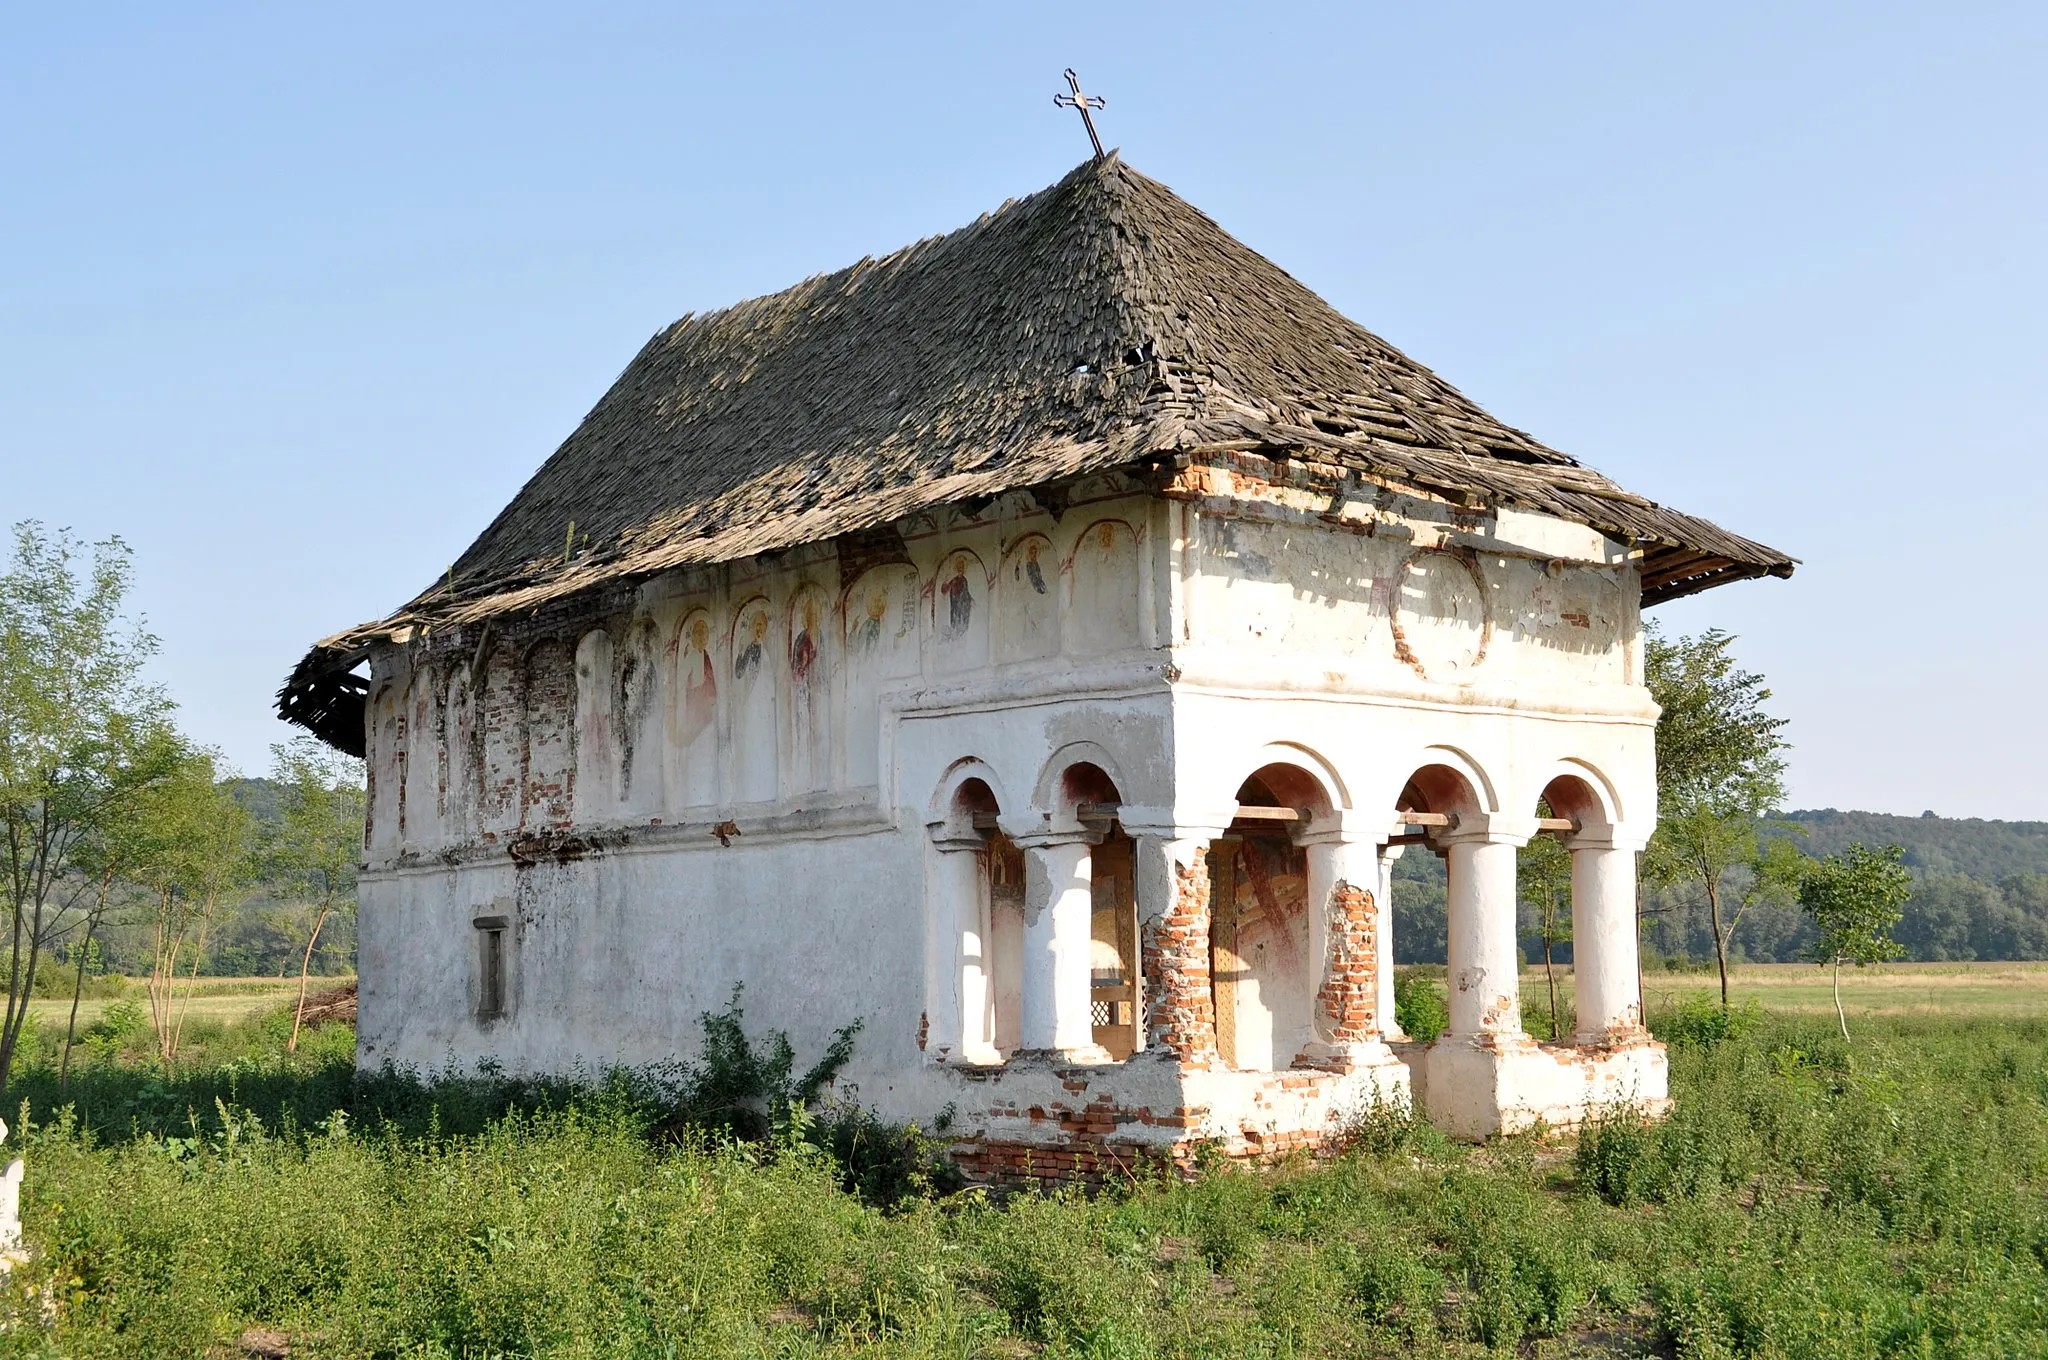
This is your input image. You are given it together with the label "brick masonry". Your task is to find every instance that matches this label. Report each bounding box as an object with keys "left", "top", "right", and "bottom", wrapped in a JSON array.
[
  {"left": 1316, "top": 879, "right": 1378, "bottom": 1046},
  {"left": 1141, "top": 847, "right": 1217, "bottom": 1066}
]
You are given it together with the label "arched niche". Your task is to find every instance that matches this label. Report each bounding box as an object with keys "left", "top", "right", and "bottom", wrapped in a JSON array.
[
  {"left": 616, "top": 617, "right": 663, "bottom": 818},
  {"left": 442, "top": 665, "right": 476, "bottom": 836},
  {"left": 367, "top": 672, "right": 404, "bottom": 853},
  {"left": 1066, "top": 519, "right": 1141, "bottom": 656},
  {"left": 843, "top": 563, "right": 921, "bottom": 787},
  {"left": 523, "top": 640, "right": 574, "bottom": 830},
  {"left": 729, "top": 596, "right": 778, "bottom": 803},
  {"left": 665, "top": 609, "right": 719, "bottom": 809},
  {"left": 477, "top": 643, "right": 523, "bottom": 834},
  {"left": 787, "top": 585, "right": 832, "bottom": 794},
  {"left": 930, "top": 548, "right": 990, "bottom": 672},
  {"left": 573, "top": 629, "right": 617, "bottom": 822},
  {"left": 995, "top": 534, "right": 1058, "bottom": 663},
  {"left": 401, "top": 662, "right": 441, "bottom": 846}
]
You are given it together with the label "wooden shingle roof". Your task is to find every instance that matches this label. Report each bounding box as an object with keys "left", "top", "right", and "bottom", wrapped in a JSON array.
[{"left": 281, "top": 154, "right": 1792, "bottom": 751}]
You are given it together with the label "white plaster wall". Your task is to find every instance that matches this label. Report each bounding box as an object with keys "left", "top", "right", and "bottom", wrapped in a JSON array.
[{"left": 356, "top": 477, "right": 1659, "bottom": 1136}]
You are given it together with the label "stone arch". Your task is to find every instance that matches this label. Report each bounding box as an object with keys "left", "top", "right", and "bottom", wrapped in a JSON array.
[
  {"left": 1385, "top": 745, "right": 1499, "bottom": 820},
  {"left": 1530, "top": 759, "right": 1623, "bottom": 838},
  {"left": 1032, "top": 740, "right": 1134, "bottom": 827},
  {"left": 1203, "top": 741, "right": 1349, "bottom": 819},
  {"left": 929, "top": 756, "right": 1017, "bottom": 828},
  {"left": 995, "top": 533, "right": 1059, "bottom": 663},
  {"left": 1065, "top": 518, "right": 1141, "bottom": 655},
  {"left": 1203, "top": 751, "right": 1343, "bottom": 1073}
]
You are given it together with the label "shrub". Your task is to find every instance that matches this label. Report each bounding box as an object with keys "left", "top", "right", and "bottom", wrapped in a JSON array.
[
  {"left": 1654, "top": 993, "right": 1762, "bottom": 1048},
  {"left": 1393, "top": 970, "right": 1448, "bottom": 1042}
]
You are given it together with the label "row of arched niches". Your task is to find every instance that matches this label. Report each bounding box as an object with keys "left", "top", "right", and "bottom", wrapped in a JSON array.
[{"left": 365, "top": 519, "right": 1148, "bottom": 849}]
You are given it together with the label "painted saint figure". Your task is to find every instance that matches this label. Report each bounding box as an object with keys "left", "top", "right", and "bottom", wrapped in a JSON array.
[
  {"left": 939, "top": 555, "right": 975, "bottom": 638},
  {"left": 734, "top": 607, "right": 768, "bottom": 680}
]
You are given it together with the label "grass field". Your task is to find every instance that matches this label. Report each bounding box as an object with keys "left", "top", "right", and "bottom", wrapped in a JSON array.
[
  {"left": 1, "top": 1001, "right": 2040, "bottom": 1358},
  {"left": 24, "top": 976, "right": 355, "bottom": 1033},
  {"left": 1488, "top": 959, "right": 2048, "bottom": 1030}
]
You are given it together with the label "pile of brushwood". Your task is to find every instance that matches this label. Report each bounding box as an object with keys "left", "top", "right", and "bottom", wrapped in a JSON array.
[{"left": 0, "top": 994, "right": 2041, "bottom": 1358}]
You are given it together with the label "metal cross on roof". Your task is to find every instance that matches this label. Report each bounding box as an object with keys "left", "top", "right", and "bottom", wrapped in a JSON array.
[{"left": 1053, "top": 68, "right": 1107, "bottom": 160}]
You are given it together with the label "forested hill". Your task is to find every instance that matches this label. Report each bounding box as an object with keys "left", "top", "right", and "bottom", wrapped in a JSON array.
[
  {"left": 1776, "top": 809, "right": 2048, "bottom": 880},
  {"left": 1391, "top": 807, "right": 2048, "bottom": 965}
]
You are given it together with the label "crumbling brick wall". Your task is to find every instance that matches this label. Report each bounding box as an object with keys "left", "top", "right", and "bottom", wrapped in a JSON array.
[
  {"left": 1142, "top": 846, "right": 1217, "bottom": 1066},
  {"left": 1315, "top": 879, "right": 1379, "bottom": 1047}
]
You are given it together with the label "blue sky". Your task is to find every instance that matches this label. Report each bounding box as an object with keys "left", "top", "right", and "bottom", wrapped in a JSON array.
[{"left": 5, "top": 3, "right": 2043, "bottom": 817}]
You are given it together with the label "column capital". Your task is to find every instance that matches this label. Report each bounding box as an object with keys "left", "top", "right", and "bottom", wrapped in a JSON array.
[
  {"left": 1565, "top": 827, "right": 1652, "bottom": 854},
  {"left": 924, "top": 812, "right": 988, "bottom": 852},
  {"left": 1436, "top": 813, "right": 1536, "bottom": 848},
  {"left": 1010, "top": 827, "right": 1101, "bottom": 851},
  {"left": 1115, "top": 803, "right": 1236, "bottom": 842},
  {"left": 1295, "top": 808, "right": 1385, "bottom": 847}
]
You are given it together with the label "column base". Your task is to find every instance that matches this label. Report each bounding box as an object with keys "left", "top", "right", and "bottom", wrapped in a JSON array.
[
  {"left": 1296, "top": 1037, "right": 1403, "bottom": 1074},
  {"left": 1421, "top": 1032, "right": 1670, "bottom": 1140},
  {"left": 1007, "top": 1044, "right": 1118, "bottom": 1067}
]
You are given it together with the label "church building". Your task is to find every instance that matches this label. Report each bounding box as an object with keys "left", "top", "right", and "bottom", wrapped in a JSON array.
[{"left": 281, "top": 155, "right": 1792, "bottom": 1177}]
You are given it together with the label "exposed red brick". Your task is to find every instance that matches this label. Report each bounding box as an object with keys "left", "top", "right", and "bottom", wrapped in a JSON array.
[
  {"left": 1315, "top": 878, "right": 1379, "bottom": 1044},
  {"left": 1142, "top": 846, "right": 1217, "bottom": 1065}
]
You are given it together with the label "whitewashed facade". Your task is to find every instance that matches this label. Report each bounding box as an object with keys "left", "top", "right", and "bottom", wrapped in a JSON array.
[{"left": 356, "top": 465, "right": 1667, "bottom": 1159}]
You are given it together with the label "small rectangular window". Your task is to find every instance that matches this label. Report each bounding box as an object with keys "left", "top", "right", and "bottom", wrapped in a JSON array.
[{"left": 474, "top": 914, "right": 509, "bottom": 1020}]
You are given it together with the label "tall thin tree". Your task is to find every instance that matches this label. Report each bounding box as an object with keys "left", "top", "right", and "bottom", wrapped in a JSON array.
[
  {"left": 267, "top": 737, "right": 363, "bottom": 1053},
  {"left": 0, "top": 522, "right": 176, "bottom": 1094},
  {"left": 1642, "top": 626, "right": 1793, "bottom": 1009}
]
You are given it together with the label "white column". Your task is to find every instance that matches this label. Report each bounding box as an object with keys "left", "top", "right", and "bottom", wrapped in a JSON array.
[
  {"left": 1378, "top": 843, "right": 1406, "bottom": 1040},
  {"left": 1299, "top": 822, "right": 1373, "bottom": 1048},
  {"left": 1571, "top": 838, "right": 1644, "bottom": 1043},
  {"left": 1120, "top": 809, "right": 1236, "bottom": 1060},
  {"left": 1019, "top": 835, "right": 1101, "bottom": 1058},
  {"left": 929, "top": 835, "right": 983, "bottom": 1065},
  {"left": 1442, "top": 834, "right": 1525, "bottom": 1040}
]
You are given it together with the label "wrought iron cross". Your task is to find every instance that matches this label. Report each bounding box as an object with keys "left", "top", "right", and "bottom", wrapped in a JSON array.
[{"left": 1053, "top": 68, "right": 1107, "bottom": 160}]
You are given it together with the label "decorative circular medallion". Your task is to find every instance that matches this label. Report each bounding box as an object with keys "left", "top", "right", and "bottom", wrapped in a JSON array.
[{"left": 1390, "top": 549, "right": 1492, "bottom": 680}]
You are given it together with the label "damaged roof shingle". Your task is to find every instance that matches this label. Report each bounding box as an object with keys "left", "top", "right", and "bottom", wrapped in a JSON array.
[{"left": 280, "top": 153, "right": 1792, "bottom": 752}]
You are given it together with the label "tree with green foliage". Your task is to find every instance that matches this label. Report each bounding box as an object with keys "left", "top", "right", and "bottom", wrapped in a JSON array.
[
  {"left": 1799, "top": 842, "right": 1911, "bottom": 1040},
  {"left": 59, "top": 721, "right": 185, "bottom": 1090},
  {"left": 1517, "top": 811, "right": 1573, "bottom": 1039},
  {"left": 128, "top": 746, "right": 256, "bottom": 1065},
  {"left": 266, "top": 737, "right": 364, "bottom": 1052},
  {"left": 0, "top": 522, "right": 180, "bottom": 1094},
  {"left": 1642, "top": 624, "right": 1794, "bottom": 1009}
]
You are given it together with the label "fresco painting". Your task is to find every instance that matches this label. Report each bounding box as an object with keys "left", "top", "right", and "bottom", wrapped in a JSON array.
[
  {"left": 672, "top": 611, "right": 719, "bottom": 807},
  {"left": 731, "top": 598, "right": 777, "bottom": 802},
  {"left": 842, "top": 564, "right": 920, "bottom": 786},
  {"left": 1066, "top": 520, "right": 1140, "bottom": 654},
  {"left": 995, "top": 535, "right": 1058, "bottom": 662},
  {"left": 932, "top": 550, "right": 989, "bottom": 671},
  {"left": 787, "top": 587, "right": 829, "bottom": 793}
]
